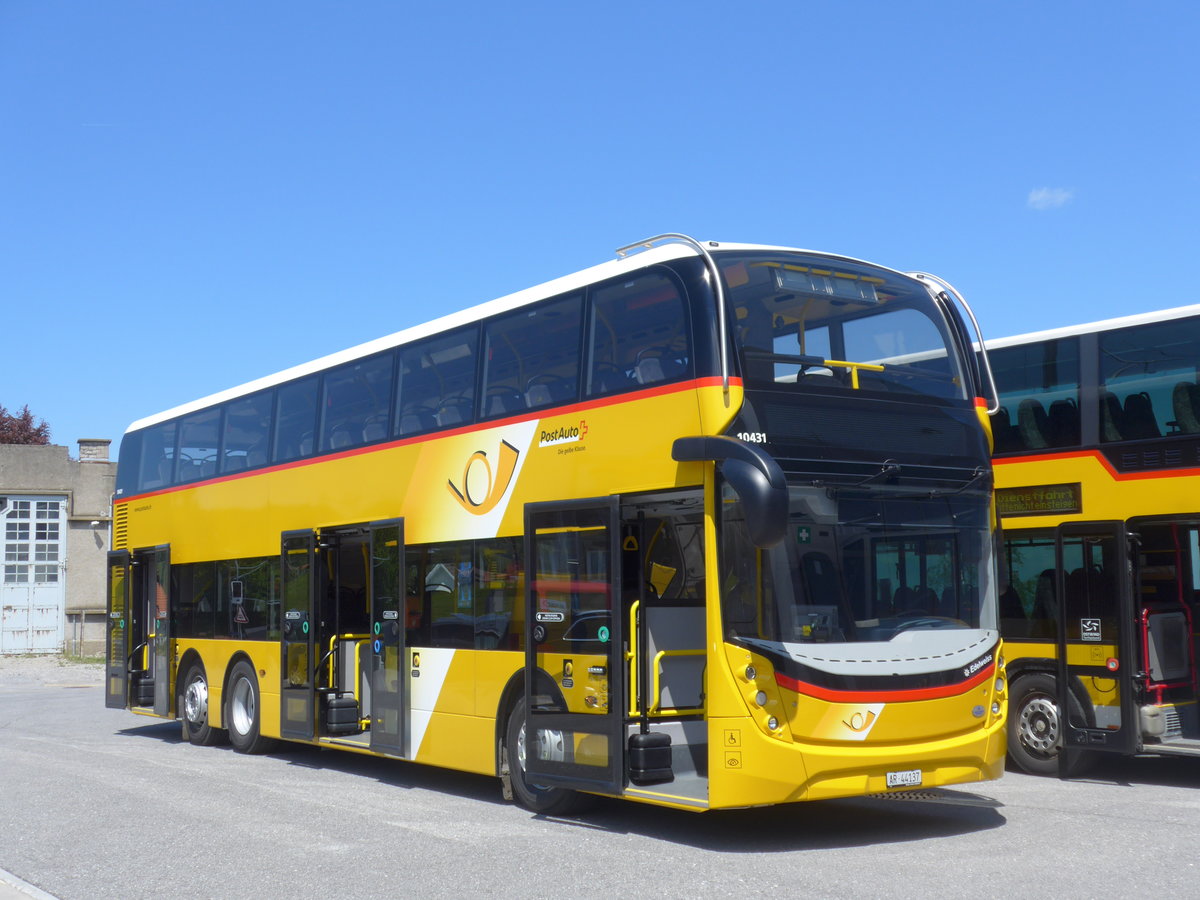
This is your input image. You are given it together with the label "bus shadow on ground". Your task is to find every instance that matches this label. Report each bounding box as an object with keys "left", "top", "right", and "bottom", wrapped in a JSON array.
[
  {"left": 114, "top": 721, "right": 1006, "bottom": 850},
  {"left": 575, "top": 790, "right": 1005, "bottom": 852},
  {"left": 1065, "top": 754, "right": 1200, "bottom": 790}
]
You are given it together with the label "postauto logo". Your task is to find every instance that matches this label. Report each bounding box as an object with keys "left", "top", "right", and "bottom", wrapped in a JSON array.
[
  {"left": 447, "top": 440, "right": 520, "bottom": 515},
  {"left": 538, "top": 419, "right": 588, "bottom": 448}
]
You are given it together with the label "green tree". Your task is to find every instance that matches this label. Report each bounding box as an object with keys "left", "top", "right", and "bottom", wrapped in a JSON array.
[{"left": 0, "top": 404, "right": 51, "bottom": 444}]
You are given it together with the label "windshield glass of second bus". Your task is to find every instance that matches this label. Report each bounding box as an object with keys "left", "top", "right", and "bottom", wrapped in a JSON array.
[
  {"left": 720, "top": 253, "right": 966, "bottom": 402},
  {"left": 720, "top": 483, "right": 995, "bottom": 644}
]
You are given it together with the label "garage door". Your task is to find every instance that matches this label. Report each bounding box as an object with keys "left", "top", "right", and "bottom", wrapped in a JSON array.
[{"left": 2, "top": 496, "right": 66, "bottom": 654}]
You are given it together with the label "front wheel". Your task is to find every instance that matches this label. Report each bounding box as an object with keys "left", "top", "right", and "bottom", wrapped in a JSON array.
[
  {"left": 179, "top": 661, "right": 225, "bottom": 746},
  {"left": 225, "top": 660, "right": 277, "bottom": 754},
  {"left": 503, "top": 697, "right": 590, "bottom": 815},
  {"left": 1007, "top": 672, "right": 1092, "bottom": 776}
]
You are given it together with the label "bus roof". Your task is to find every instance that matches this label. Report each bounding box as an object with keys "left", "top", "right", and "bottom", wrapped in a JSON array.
[
  {"left": 124, "top": 239, "right": 909, "bottom": 434},
  {"left": 985, "top": 302, "right": 1200, "bottom": 352}
]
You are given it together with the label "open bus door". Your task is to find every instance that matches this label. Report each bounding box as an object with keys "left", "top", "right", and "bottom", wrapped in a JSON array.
[
  {"left": 523, "top": 497, "right": 624, "bottom": 797},
  {"left": 280, "top": 530, "right": 317, "bottom": 741},
  {"left": 1055, "top": 522, "right": 1139, "bottom": 773},
  {"left": 368, "top": 519, "right": 405, "bottom": 756},
  {"left": 105, "top": 550, "right": 130, "bottom": 709},
  {"left": 105, "top": 547, "right": 171, "bottom": 714}
]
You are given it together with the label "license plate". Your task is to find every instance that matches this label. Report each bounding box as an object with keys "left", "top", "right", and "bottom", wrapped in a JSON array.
[{"left": 886, "top": 768, "right": 922, "bottom": 788}]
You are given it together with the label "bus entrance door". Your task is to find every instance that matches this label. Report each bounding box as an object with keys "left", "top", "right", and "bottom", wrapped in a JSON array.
[
  {"left": 280, "top": 530, "right": 317, "bottom": 741},
  {"left": 523, "top": 497, "right": 624, "bottom": 797},
  {"left": 368, "top": 519, "right": 405, "bottom": 756},
  {"left": 1054, "top": 522, "right": 1139, "bottom": 772},
  {"left": 105, "top": 547, "right": 171, "bottom": 715},
  {"left": 105, "top": 550, "right": 131, "bottom": 710}
]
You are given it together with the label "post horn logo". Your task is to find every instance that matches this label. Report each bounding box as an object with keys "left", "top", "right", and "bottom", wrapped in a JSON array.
[{"left": 447, "top": 440, "right": 520, "bottom": 515}]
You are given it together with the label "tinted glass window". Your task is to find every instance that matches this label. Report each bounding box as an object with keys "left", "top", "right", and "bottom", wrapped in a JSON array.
[
  {"left": 320, "top": 352, "right": 396, "bottom": 452},
  {"left": 587, "top": 273, "right": 689, "bottom": 397},
  {"left": 396, "top": 327, "right": 479, "bottom": 436},
  {"left": 1100, "top": 317, "right": 1200, "bottom": 441},
  {"left": 987, "top": 338, "right": 1080, "bottom": 452},
  {"left": 173, "top": 557, "right": 280, "bottom": 641},
  {"left": 406, "top": 542, "right": 475, "bottom": 649},
  {"left": 137, "top": 422, "right": 176, "bottom": 493},
  {"left": 482, "top": 294, "right": 583, "bottom": 417},
  {"left": 723, "top": 254, "right": 966, "bottom": 402},
  {"left": 1000, "top": 530, "right": 1058, "bottom": 639},
  {"left": 221, "top": 390, "right": 273, "bottom": 474},
  {"left": 273, "top": 375, "right": 319, "bottom": 463},
  {"left": 176, "top": 407, "right": 222, "bottom": 483},
  {"left": 475, "top": 538, "right": 522, "bottom": 650}
]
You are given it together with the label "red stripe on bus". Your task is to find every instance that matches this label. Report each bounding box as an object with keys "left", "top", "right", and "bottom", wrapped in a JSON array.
[
  {"left": 114, "top": 376, "right": 742, "bottom": 505},
  {"left": 774, "top": 663, "right": 995, "bottom": 703},
  {"left": 993, "top": 447, "right": 1200, "bottom": 483}
]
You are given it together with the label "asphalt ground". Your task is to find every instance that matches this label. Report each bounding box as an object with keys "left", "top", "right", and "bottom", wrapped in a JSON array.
[{"left": 2, "top": 655, "right": 1199, "bottom": 899}]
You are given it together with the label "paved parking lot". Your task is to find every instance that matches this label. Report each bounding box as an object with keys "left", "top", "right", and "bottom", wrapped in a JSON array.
[{"left": 2, "top": 656, "right": 1198, "bottom": 899}]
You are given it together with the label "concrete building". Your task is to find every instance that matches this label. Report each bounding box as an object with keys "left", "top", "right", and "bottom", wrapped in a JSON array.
[{"left": 0, "top": 439, "right": 116, "bottom": 655}]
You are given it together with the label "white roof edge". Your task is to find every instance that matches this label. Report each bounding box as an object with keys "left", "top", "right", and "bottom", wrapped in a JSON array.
[
  {"left": 984, "top": 303, "right": 1200, "bottom": 351},
  {"left": 124, "top": 239, "right": 923, "bottom": 434}
]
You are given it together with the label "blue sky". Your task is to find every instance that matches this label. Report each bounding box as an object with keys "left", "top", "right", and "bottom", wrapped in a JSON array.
[{"left": 3, "top": 1, "right": 1197, "bottom": 454}]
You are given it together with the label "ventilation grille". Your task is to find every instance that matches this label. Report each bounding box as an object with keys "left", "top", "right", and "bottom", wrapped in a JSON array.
[{"left": 113, "top": 503, "right": 129, "bottom": 551}]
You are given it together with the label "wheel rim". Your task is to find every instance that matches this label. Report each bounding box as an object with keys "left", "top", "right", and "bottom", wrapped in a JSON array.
[
  {"left": 1018, "top": 692, "right": 1060, "bottom": 756},
  {"left": 516, "top": 720, "right": 565, "bottom": 791},
  {"left": 183, "top": 673, "right": 208, "bottom": 726},
  {"left": 230, "top": 676, "right": 255, "bottom": 736}
]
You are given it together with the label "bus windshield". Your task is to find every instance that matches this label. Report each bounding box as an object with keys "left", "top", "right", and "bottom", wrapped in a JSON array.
[
  {"left": 720, "top": 483, "right": 995, "bottom": 646},
  {"left": 720, "top": 252, "right": 967, "bottom": 402}
]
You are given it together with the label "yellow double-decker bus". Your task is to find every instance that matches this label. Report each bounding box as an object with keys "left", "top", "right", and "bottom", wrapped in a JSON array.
[
  {"left": 106, "top": 234, "right": 1006, "bottom": 813},
  {"left": 990, "top": 304, "right": 1200, "bottom": 774}
]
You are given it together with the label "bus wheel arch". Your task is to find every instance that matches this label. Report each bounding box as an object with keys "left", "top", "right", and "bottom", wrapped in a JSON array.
[
  {"left": 224, "top": 656, "right": 277, "bottom": 755},
  {"left": 177, "top": 650, "right": 226, "bottom": 746},
  {"left": 1007, "top": 669, "right": 1094, "bottom": 776},
  {"left": 498, "top": 671, "right": 591, "bottom": 815}
]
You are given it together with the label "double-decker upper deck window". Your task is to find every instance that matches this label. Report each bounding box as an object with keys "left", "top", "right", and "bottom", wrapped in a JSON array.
[
  {"left": 722, "top": 254, "right": 967, "bottom": 402},
  {"left": 395, "top": 326, "right": 479, "bottom": 436},
  {"left": 221, "top": 390, "right": 274, "bottom": 474},
  {"left": 587, "top": 272, "right": 690, "bottom": 397},
  {"left": 273, "top": 375, "right": 320, "bottom": 463},
  {"left": 988, "top": 338, "right": 1080, "bottom": 453},
  {"left": 320, "top": 352, "right": 396, "bottom": 452},
  {"left": 136, "top": 421, "right": 177, "bottom": 493},
  {"left": 1099, "top": 317, "right": 1200, "bottom": 441},
  {"left": 176, "top": 407, "right": 222, "bottom": 483},
  {"left": 481, "top": 294, "right": 583, "bottom": 418}
]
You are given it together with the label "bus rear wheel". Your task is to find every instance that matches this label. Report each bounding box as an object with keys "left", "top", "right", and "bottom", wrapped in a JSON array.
[
  {"left": 179, "top": 661, "right": 225, "bottom": 746},
  {"left": 225, "top": 660, "right": 276, "bottom": 755},
  {"left": 1008, "top": 672, "right": 1092, "bottom": 776},
  {"left": 504, "top": 697, "right": 590, "bottom": 816}
]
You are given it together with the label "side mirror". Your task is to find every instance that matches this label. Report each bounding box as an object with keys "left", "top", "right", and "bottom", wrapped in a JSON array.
[{"left": 672, "top": 436, "right": 788, "bottom": 548}]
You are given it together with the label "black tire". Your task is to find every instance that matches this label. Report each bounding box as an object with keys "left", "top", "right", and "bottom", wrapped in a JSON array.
[
  {"left": 178, "top": 661, "right": 226, "bottom": 746},
  {"left": 1007, "top": 672, "right": 1093, "bottom": 776},
  {"left": 504, "top": 697, "right": 591, "bottom": 815},
  {"left": 225, "top": 660, "right": 277, "bottom": 754}
]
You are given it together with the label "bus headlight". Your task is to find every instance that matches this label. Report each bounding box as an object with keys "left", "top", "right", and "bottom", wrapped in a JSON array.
[
  {"left": 995, "top": 677, "right": 1005, "bottom": 693},
  {"left": 767, "top": 716, "right": 779, "bottom": 731},
  {"left": 745, "top": 665, "right": 757, "bottom": 681},
  {"left": 992, "top": 702, "right": 1001, "bottom": 715},
  {"left": 755, "top": 691, "right": 768, "bottom": 707}
]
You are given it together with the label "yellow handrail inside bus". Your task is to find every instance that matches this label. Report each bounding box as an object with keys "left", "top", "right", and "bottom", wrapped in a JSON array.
[
  {"left": 626, "top": 599, "right": 640, "bottom": 717},
  {"left": 821, "top": 359, "right": 885, "bottom": 390},
  {"left": 325, "top": 633, "right": 371, "bottom": 689},
  {"left": 353, "top": 638, "right": 372, "bottom": 728}
]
